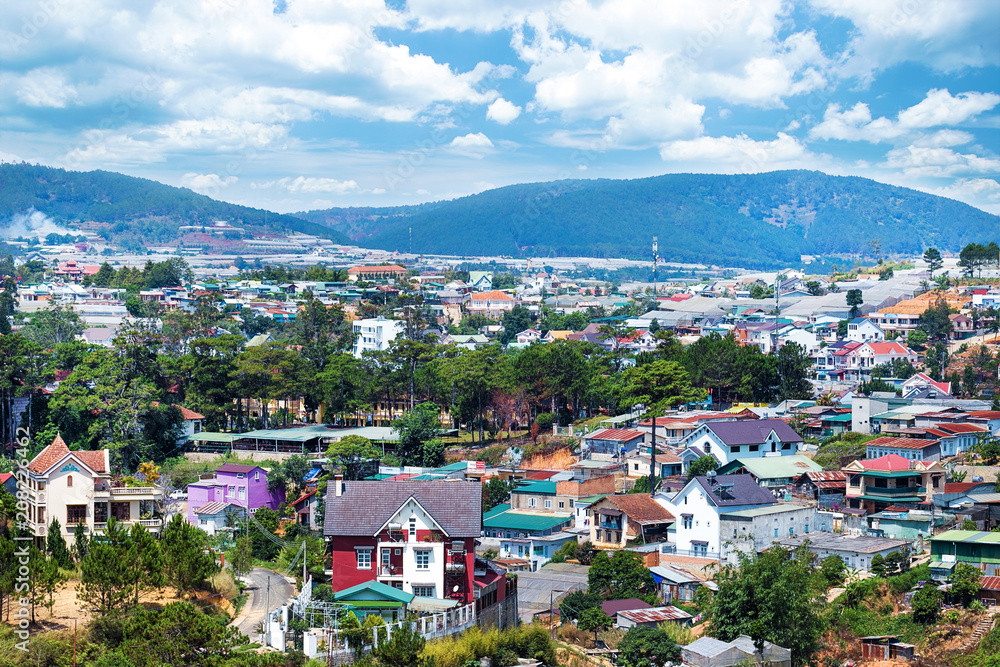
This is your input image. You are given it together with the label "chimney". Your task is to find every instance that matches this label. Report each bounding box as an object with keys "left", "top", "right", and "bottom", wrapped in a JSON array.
[{"left": 335, "top": 474, "right": 343, "bottom": 497}]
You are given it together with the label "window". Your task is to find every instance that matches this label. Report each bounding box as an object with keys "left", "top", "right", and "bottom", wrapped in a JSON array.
[
  {"left": 408, "top": 517, "right": 416, "bottom": 539},
  {"left": 774, "top": 528, "right": 779, "bottom": 537},
  {"left": 730, "top": 446, "right": 740, "bottom": 453},
  {"left": 412, "top": 585, "right": 435, "bottom": 597},
  {"left": 229, "top": 485, "right": 236, "bottom": 495},
  {"left": 238, "top": 487, "right": 245, "bottom": 501},
  {"left": 704, "top": 443, "right": 711, "bottom": 453},
  {"left": 544, "top": 499, "right": 551, "bottom": 509},
  {"left": 749, "top": 444, "right": 759, "bottom": 452},
  {"left": 237, "top": 473, "right": 245, "bottom": 479},
  {"left": 67, "top": 505, "right": 86, "bottom": 524},
  {"left": 533, "top": 546, "right": 544, "bottom": 555},
  {"left": 569, "top": 500, "right": 574, "bottom": 508},
  {"left": 67, "top": 475, "right": 73, "bottom": 488},
  {"left": 849, "top": 475, "right": 860, "bottom": 487},
  {"left": 356, "top": 549, "right": 372, "bottom": 569},
  {"left": 415, "top": 550, "right": 430, "bottom": 570},
  {"left": 558, "top": 501, "right": 565, "bottom": 509},
  {"left": 529, "top": 498, "right": 536, "bottom": 508},
  {"left": 255, "top": 471, "right": 260, "bottom": 481},
  {"left": 682, "top": 515, "right": 693, "bottom": 530},
  {"left": 394, "top": 549, "right": 401, "bottom": 555},
  {"left": 805, "top": 524, "right": 809, "bottom": 534}
]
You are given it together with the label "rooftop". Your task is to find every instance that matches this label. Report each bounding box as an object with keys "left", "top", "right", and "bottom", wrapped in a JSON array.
[
  {"left": 719, "top": 455, "right": 822, "bottom": 479},
  {"left": 703, "top": 419, "right": 803, "bottom": 446},
  {"left": 778, "top": 532, "right": 910, "bottom": 554},
  {"left": 482, "top": 510, "right": 573, "bottom": 533}
]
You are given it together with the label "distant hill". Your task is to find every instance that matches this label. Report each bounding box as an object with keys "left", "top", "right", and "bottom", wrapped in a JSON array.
[
  {"left": 0, "top": 163, "right": 349, "bottom": 250},
  {"left": 298, "top": 171, "right": 999, "bottom": 268}
]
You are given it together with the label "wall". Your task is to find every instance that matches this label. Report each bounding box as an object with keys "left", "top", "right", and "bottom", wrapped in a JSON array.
[
  {"left": 661, "top": 485, "right": 723, "bottom": 556},
  {"left": 45, "top": 465, "right": 96, "bottom": 547},
  {"left": 720, "top": 506, "right": 819, "bottom": 565}
]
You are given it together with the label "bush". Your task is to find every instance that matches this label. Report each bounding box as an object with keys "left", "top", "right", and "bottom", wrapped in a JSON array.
[
  {"left": 421, "top": 624, "right": 556, "bottom": 667},
  {"left": 536, "top": 413, "right": 556, "bottom": 429}
]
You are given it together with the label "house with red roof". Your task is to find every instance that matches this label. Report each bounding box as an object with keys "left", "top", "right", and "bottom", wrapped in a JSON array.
[
  {"left": 22, "top": 435, "right": 164, "bottom": 548},
  {"left": 582, "top": 428, "right": 646, "bottom": 458},
  {"left": 466, "top": 290, "right": 515, "bottom": 319},
  {"left": 842, "top": 341, "right": 919, "bottom": 381},
  {"left": 901, "top": 373, "right": 952, "bottom": 399},
  {"left": 290, "top": 489, "right": 321, "bottom": 531},
  {"left": 0, "top": 471, "right": 16, "bottom": 495},
  {"left": 842, "top": 454, "right": 945, "bottom": 513},
  {"left": 150, "top": 402, "right": 205, "bottom": 443}
]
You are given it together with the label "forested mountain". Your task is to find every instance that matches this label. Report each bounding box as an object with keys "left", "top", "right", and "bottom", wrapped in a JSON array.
[
  {"left": 0, "top": 163, "right": 348, "bottom": 249},
  {"left": 299, "top": 171, "right": 999, "bottom": 268}
]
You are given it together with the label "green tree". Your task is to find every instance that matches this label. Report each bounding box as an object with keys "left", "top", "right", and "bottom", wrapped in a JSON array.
[
  {"left": 372, "top": 617, "right": 432, "bottom": 667},
  {"left": 911, "top": 585, "right": 942, "bottom": 624},
  {"left": 559, "top": 590, "right": 604, "bottom": 621},
  {"left": 482, "top": 476, "right": 517, "bottom": 511},
  {"left": 20, "top": 303, "right": 85, "bottom": 349},
  {"left": 617, "top": 625, "right": 681, "bottom": 667},
  {"left": 588, "top": 550, "right": 655, "bottom": 600},
  {"left": 78, "top": 518, "right": 141, "bottom": 617},
  {"left": 129, "top": 522, "right": 165, "bottom": 604},
  {"left": 230, "top": 536, "right": 254, "bottom": 582},
  {"left": 820, "top": 555, "right": 846, "bottom": 588},
  {"left": 687, "top": 455, "right": 719, "bottom": 480},
  {"left": 777, "top": 342, "right": 814, "bottom": 400},
  {"left": 709, "top": 543, "right": 825, "bottom": 667},
  {"left": 161, "top": 514, "right": 218, "bottom": 593},
  {"left": 907, "top": 329, "right": 928, "bottom": 349},
  {"left": 846, "top": 289, "right": 863, "bottom": 319},
  {"left": 870, "top": 553, "right": 887, "bottom": 578},
  {"left": 951, "top": 562, "right": 983, "bottom": 607},
  {"left": 73, "top": 521, "right": 89, "bottom": 561},
  {"left": 392, "top": 402, "right": 442, "bottom": 466},
  {"left": 578, "top": 607, "right": 614, "bottom": 643},
  {"left": 923, "top": 247, "right": 943, "bottom": 278},
  {"left": 46, "top": 518, "right": 73, "bottom": 569},
  {"left": 918, "top": 298, "right": 954, "bottom": 341},
  {"left": 111, "top": 601, "right": 245, "bottom": 666},
  {"left": 617, "top": 360, "right": 707, "bottom": 414},
  {"left": 500, "top": 305, "right": 533, "bottom": 345}
]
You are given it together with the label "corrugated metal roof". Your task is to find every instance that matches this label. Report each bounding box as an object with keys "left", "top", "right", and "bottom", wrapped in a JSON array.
[
  {"left": 618, "top": 606, "right": 692, "bottom": 623},
  {"left": 979, "top": 576, "right": 1000, "bottom": 591},
  {"left": 482, "top": 510, "right": 573, "bottom": 532}
]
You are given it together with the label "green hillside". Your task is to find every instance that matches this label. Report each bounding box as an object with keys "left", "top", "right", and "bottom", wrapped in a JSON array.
[
  {"left": 299, "top": 171, "right": 998, "bottom": 268},
  {"left": 0, "top": 163, "right": 349, "bottom": 250}
]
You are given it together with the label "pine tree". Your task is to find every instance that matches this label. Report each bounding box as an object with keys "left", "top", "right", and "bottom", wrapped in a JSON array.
[
  {"left": 73, "top": 522, "right": 89, "bottom": 562},
  {"left": 46, "top": 518, "right": 73, "bottom": 569}
]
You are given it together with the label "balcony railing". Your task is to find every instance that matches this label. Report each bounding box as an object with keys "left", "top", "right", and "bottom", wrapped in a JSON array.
[
  {"left": 109, "top": 486, "right": 161, "bottom": 496},
  {"left": 861, "top": 485, "right": 926, "bottom": 496},
  {"left": 599, "top": 521, "right": 622, "bottom": 530}
]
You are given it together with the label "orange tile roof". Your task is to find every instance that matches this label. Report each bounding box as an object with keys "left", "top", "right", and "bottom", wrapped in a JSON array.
[
  {"left": 28, "top": 434, "right": 70, "bottom": 473},
  {"left": 470, "top": 290, "right": 514, "bottom": 301},
  {"left": 348, "top": 264, "right": 406, "bottom": 273},
  {"left": 151, "top": 402, "right": 205, "bottom": 420}
]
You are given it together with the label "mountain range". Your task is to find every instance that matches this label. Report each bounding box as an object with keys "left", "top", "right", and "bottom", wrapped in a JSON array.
[{"left": 2, "top": 163, "right": 996, "bottom": 268}]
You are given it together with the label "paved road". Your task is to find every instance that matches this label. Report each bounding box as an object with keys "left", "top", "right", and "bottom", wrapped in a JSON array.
[{"left": 235, "top": 567, "right": 296, "bottom": 638}]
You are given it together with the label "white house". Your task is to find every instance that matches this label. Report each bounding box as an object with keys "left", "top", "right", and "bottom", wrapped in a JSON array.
[
  {"left": 352, "top": 317, "right": 405, "bottom": 358},
  {"left": 22, "top": 435, "right": 164, "bottom": 548},
  {"left": 845, "top": 318, "right": 885, "bottom": 343},
  {"left": 192, "top": 501, "right": 245, "bottom": 536},
  {"left": 680, "top": 419, "right": 803, "bottom": 467},
  {"left": 658, "top": 474, "right": 778, "bottom": 559}
]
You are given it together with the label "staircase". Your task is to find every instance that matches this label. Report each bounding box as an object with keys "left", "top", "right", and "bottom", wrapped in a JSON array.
[{"left": 960, "top": 614, "right": 996, "bottom": 652}]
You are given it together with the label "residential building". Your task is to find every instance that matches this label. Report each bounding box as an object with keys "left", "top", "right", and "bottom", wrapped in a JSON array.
[
  {"left": 864, "top": 436, "right": 942, "bottom": 462},
  {"left": 717, "top": 455, "right": 823, "bottom": 489},
  {"left": 778, "top": 533, "right": 910, "bottom": 572},
  {"left": 481, "top": 507, "right": 577, "bottom": 571},
  {"left": 466, "top": 290, "right": 515, "bottom": 319},
  {"left": 680, "top": 419, "right": 803, "bottom": 467},
  {"left": 508, "top": 476, "right": 615, "bottom": 514},
  {"left": 867, "top": 507, "right": 952, "bottom": 540},
  {"left": 347, "top": 265, "right": 408, "bottom": 282},
  {"left": 659, "top": 474, "right": 778, "bottom": 559},
  {"left": 845, "top": 318, "right": 885, "bottom": 343},
  {"left": 186, "top": 464, "right": 283, "bottom": 524},
  {"left": 791, "top": 471, "right": 846, "bottom": 508},
  {"left": 842, "top": 342, "right": 919, "bottom": 381},
  {"left": 582, "top": 428, "right": 646, "bottom": 459},
  {"left": 23, "top": 435, "right": 164, "bottom": 547},
  {"left": 930, "top": 530, "right": 1000, "bottom": 579},
  {"left": 842, "top": 454, "right": 945, "bottom": 512},
  {"left": 192, "top": 501, "right": 245, "bottom": 536},
  {"left": 290, "top": 489, "right": 321, "bottom": 531},
  {"left": 625, "top": 450, "right": 684, "bottom": 479},
  {"left": 588, "top": 494, "right": 675, "bottom": 548},
  {"left": 149, "top": 402, "right": 204, "bottom": 443},
  {"left": 331, "top": 580, "right": 414, "bottom": 622},
  {"left": 352, "top": 316, "right": 405, "bottom": 358},
  {"left": 648, "top": 564, "right": 707, "bottom": 603},
  {"left": 720, "top": 504, "right": 819, "bottom": 564},
  {"left": 977, "top": 576, "right": 1000, "bottom": 607},
  {"left": 0, "top": 472, "right": 16, "bottom": 495},
  {"left": 324, "top": 480, "right": 481, "bottom": 603},
  {"left": 925, "top": 423, "right": 989, "bottom": 457}
]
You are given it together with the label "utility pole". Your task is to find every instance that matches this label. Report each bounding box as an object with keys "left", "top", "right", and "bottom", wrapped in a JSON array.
[
  {"left": 650, "top": 410, "right": 657, "bottom": 497},
  {"left": 266, "top": 575, "right": 271, "bottom": 627},
  {"left": 303, "top": 541, "right": 307, "bottom": 585},
  {"left": 652, "top": 236, "right": 658, "bottom": 302}
]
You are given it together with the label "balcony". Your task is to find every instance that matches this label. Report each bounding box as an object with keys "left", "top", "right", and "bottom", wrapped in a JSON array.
[
  {"left": 91, "top": 518, "right": 163, "bottom": 532},
  {"left": 109, "top": 486, "right": 162, "bottom": 497},
  {"left": 862, "top": 485, "right": 926, "bottom": 496},
  {"left": 599, "top": 521, "right": 622, "bottom": 531}
]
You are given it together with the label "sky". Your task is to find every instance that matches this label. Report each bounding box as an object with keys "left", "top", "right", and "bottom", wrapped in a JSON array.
[{"left": 1, "top": 0, "right": 999, "bottom": 215}]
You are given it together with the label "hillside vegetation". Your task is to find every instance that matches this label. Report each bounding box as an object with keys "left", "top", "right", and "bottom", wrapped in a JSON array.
[
  {"left": 299, "top": 170, "right": 999, "bottom": 267},
  {"left": 0, "top": 163, "right": 349, "bottom": 250}
]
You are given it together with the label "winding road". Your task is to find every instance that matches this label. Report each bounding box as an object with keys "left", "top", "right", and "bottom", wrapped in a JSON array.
[{"left": 235, "top": 567, "right": 296, "bottom": 638}]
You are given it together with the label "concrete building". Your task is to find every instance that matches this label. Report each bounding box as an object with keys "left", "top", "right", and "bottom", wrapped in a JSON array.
[
  {"left": 778, "top": 533, "right": 910, "bottom": 572},
  {"left": 589, "top": 494, "right": 675, "bottom": 548},
  {"left": 186, "top": 464, "right": 284, "bottom": 524},
  {"left": 680, "top": 419, "right": 803, "bottom": 467},
  {"left": 720, "top": 503, "right": 819, "bottom": 564},
  {"left": 352, "top": 316, "right": 405, "bottom": 358}
]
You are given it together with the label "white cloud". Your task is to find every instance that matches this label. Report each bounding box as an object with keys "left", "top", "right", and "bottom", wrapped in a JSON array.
[
  {"left": 486, "top": 98, "right": 521, "bottom": 124},
  {"left": 810, "top": 102, "right": 905, "bottom": 143},
  {"left": 930, "top": 178, "right": 1000, "bottom": 214},
  {"left": 253, "top": 177, "right": 360, "bottom": 194},
  {"left": 896, "top": 89, "right": 1000, "bottom": 128},
  {"left": 13, "top": 68, "right": 78, "bottom": 108},
  {"left": 884, "top": 145, "right": 1000, "bottom": 177},
  {"left": 446, "top": 132, "right": 496, "bottom": 158},
  {"left": 911, "top": 130, "right": 975, "bottom": 148},
  {"left": 180, "top": 173, "right": 238, "bottom": 194},
  {"left": 659, "top": 132, "right": 813, "bottom": 171}
]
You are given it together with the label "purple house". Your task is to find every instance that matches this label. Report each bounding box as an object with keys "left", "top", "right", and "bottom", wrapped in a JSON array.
[{"left": 186, "top": 463, "right": 284, "bottom": 524}]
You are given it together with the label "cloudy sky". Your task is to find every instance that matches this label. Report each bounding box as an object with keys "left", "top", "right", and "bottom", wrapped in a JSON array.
[{"left": 2, "top": 0, "right": 998, "bottom": 214}]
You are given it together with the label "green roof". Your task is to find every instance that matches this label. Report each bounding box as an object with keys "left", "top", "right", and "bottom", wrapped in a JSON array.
[
  {"left": 822, "top": 414, "right": 854, "bottom": 422},
  {"left": 188, "top": 432, "right": 239, "bottom": 443},
  {"left": 365, "top": 473, "right": 394, "bottom": 480},
  {"left": 334, "top": 580, "right": 414, "bottom": 604},
  {"left": 482, "top": 510, "right": 573, "bottom": 533},
  {"left": 434, "top": 461, "right": 471, "bottom": 473},
  {"left": 237, "top": 425, "right": 336, "bottom": 443},
  {"left": 484, "top": 503, "right": 511, "bottom": 520},
  {"left": 577, "top": 495, "right": 607, "bottom": 505},
  {"left": 932, "top": 530, "right": 1000, "bottom": 544},
  {"left": 716, "top": 455, "right": 822, "bottom": 480},
  {"left": 513, "top": 481, "right": 557, "bottom": 495}
]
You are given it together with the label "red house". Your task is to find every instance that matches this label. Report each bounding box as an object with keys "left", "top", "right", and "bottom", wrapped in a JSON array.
[{"left": 323, "top": 479, "right": 482, "bottom": 605}]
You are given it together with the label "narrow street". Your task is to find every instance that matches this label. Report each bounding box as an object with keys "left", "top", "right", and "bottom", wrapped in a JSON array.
[{"left": 235, "top": 567, "right": 296, "bottom": 638}]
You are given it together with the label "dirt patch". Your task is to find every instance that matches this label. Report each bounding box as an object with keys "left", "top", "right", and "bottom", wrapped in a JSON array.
[{"left": 525, "top": 447, "right": 577, "bottom": 470}]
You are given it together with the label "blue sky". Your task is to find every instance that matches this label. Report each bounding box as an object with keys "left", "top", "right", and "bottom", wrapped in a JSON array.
[{"left": 1, "top": 0, "right": 998, "bottom": 215}]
